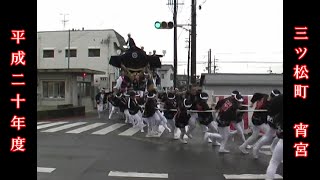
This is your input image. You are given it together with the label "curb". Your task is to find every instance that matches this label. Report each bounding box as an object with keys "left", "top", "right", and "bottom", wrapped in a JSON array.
[{"left": 37, "top": 111, "right": 100, "bottom": 121}]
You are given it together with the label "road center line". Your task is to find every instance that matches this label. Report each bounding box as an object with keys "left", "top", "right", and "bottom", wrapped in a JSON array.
[
  {"left": 37, "top": 167, "right": 56, "bottom": 173},
  {"left": 223, "top": 174, "right": 283, "bottom": 179},
  {"left": 108, "top": 171, "right": 168, "bottom": 178}
]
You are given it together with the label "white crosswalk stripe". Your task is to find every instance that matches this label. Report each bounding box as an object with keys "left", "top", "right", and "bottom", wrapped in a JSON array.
[
  {"left": 119, "top": 125, "right": 146, "bottom": 136},
  {"left": 66, "top": 123, "right": 106, "bottom": 134},
  {"left": 37, "top": 121, "right": 169, "bottom": 138},
  {"left": 92, "top": 123, "right": 125, "bottom": 135},
  {"left": 41, "top": 122, "right": 87, "bottom": 133},
  {"left": 37, "top": 121, "right": 276, "bottom": 144},
  {"left": 37, "top": 121, "right": 69, "bottom": 130}
]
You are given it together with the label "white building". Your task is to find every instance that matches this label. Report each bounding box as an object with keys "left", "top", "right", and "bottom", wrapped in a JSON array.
[
  {"left": 37, "top": 29, "right": 126, "bottom": 91},
  {"left": 157, "top": 64, "right": 174, "bottom": 90},
  {"left": 200, "top": 73, "right": 283, "bottom": 97},
  {"left": 37, "top": 29, "right": 126, "bottom": 112}
]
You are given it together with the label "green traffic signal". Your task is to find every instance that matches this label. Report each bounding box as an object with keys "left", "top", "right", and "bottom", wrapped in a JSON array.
[
  {"left": 155, "top": 21, "right": 161, "bottom": 29},
  {"left": 154, "top": 21, "right": 174, "bottom": 29}
]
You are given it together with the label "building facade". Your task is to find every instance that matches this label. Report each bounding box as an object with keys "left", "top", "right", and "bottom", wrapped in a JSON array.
[
  {"left": 37, "top": 69, "right": 105, "bottom": 112},
  {"left": 37, "top": 29, "right": 126, "bottom": 112},
  {"left": 157, "top": 64, "right": 174, "bottom": 90},
  {"left": 200, "top": 73, "right": 283, "bottom": 98},
  {"left": 37, "top": 29, "right": 126, "bottom": 91}
]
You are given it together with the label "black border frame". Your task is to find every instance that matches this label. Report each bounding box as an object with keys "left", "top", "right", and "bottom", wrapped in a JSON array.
[
  {"left": 0, "top": 0, "right": 37, "bottom": 178},
  {"left": 284, "top": 0, "right": 320, "bottom": 178}
]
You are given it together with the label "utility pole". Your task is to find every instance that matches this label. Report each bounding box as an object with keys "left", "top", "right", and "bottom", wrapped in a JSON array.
[
  {"left": 191, "top": 0, "right": 197, "bottom": 84},
  {"left": 173, "top": 0, "right": 178, "bottom": 88},
  {"left": 167, "top": 0, "right": 183, "bottom": 88},
  {"left": 67, "top": 29, "right": 71, "bottom": 69},
  {"left": 187, "top": 30, "right": 191, "bottom": 87},
  {"left": 213, "top": 55, "right": 218, "bottom": 73},
  {"left": 208, "top": 49, "right": 212, "bottom": 73}
]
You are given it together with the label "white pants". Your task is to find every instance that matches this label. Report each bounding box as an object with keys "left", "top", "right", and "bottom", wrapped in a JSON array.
[
  {"left": 266, "top": 139, "right": 283, "bottom": 180},
  {"left": 240, "top": 123, "right": 268, "bottom": 148},
  {"left": 108, "top": 104, "right": 119, "bottom": 119},
  {"left": 218, "top": 126, "right": 231, "bottom": 150},
  {"left": 97, "top": 103, "right": 106, "bottom": 118},
  {"left": 231, "top": 120, "right": 246, "bottom": 143},
  {"left": 97, "top": 103, "right": 104, "bottom": 112},
  {"left": 253, "top": 125, "right": 277, "bottom": 152},
  {"left": 186, "top": 113, "right": 198, "bottom": 135},
  {"left": 179, "top": 126, "right": 187, "bottom": 139},
  {"left": 124, "top": 109, "right": 130, "bottom": 122},
  {"left": 156, "top": 110, "right": 171, "bottom": 132},
  {"left": 206, "top": 121, "right": 222, "bottom": 142},
  {"left": 130, "top": 112, "right": 144, "bottom": 131},
  {"left": 167, "top": 118, "right": 175, "bottom": 130},
  {"left": 271, "top": 136, "right": 280, "bottom": 152},
  {"left": 144, "top": 113, "right": 161, "bottom": 134}
]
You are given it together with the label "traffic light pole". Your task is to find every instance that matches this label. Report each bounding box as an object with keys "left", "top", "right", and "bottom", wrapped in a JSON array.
[
  {"left": 191, "top": 0, "right": 197, "bottom": 84},
  {"left": 68, "top": 29, "right": 70, "bottom": 69},
  {"left": 173, "top": 0, "right": 178, "bottom": 89}
]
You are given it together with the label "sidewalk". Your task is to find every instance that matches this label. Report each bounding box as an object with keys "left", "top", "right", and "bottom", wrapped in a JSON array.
[{"left": 37, "top": 110, "right": 101, "bottom": 121}]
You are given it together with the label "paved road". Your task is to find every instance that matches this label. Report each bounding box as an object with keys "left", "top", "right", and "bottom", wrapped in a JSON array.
[{"left": 37, "top": 113, "right": 283, "bottom": 180}]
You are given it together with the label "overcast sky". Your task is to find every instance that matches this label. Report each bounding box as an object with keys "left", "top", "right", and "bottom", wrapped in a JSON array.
[{"left": 37, "top": 0, "right": 283, "bottom": 75}]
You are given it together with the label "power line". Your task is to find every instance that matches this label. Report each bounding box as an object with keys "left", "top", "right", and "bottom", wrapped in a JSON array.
[
  {"left": 178, "top": 17, "right": 190, "bottom": 40},
  {"left": 162, "top": 60, "right": 283, "bottom": 63},
  {"left": 211, "top": 61, "right": 283, "bottom": 64}
]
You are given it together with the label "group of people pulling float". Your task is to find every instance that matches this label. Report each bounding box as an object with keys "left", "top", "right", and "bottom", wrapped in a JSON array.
[{"left": 97, "top": 33, "right": 283, "bottom": 179}]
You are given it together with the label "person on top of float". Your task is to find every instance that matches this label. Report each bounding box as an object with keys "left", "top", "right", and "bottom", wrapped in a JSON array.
[{"left": 126, "top": 33, "right": 136, "bottom": 50}]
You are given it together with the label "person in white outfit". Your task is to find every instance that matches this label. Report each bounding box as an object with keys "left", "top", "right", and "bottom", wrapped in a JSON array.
[
  {"left": 239, "top": 92, "right": 270, "bottom": 154},
  {"left": 265, "top": 94, "right": 283, "bottom": 180},
  {"left": 215, "top": 94, "right": 244, "bottom": 153},
  {"left": 142, "top": 92, "right": 161, "bottom": 137},
  {"left": 224, "top": 90, "right": 247, "bottom": 144},
  {"left": 163, "top": 92, "right": 178, "bottom": 139},
  {"left": 193, "top": 92, "right": 222, "bottom": 145},
  {"left": 252, "top": 89, "right": 281, "bottom": 159},
  {"left": 150, "top": 90, "right": 171, "bottom": 133},
  {"left": 95, "top": 89, "right": 107, "bottom": 119},
  {"left": 174, "top": 99, "right": 192, "bottom": 144},
  {"left": 108, "top": 92, "right": 122, "bottom": 120},
  {"left": 122, "top": 92, "right": 131, "bottom": 124},
  {"left": 127, "top": 91, "right": 144, "bottom": 132}
]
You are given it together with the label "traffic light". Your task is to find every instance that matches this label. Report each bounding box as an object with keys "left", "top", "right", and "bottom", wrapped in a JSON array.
[
  {"left": 82, "top": 73, "right": 86, "bottom": 80},
  {"left": 154, "top": 21, "right": 174, "bottom": 29}
]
